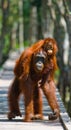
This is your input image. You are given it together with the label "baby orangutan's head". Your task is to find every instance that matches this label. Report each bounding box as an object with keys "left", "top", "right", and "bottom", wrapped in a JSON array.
[{"left": 42, "top": 38, "right": 58, "bottom": 56}]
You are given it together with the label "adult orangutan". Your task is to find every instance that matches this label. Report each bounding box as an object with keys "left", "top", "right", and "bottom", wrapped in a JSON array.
[{"left": 8, "top": 37, "right": 60, "bottom": 122}]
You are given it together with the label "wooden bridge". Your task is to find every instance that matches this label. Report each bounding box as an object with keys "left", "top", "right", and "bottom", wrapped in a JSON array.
[{"left": 0, "top": 51, "right": 71, "bottom": 130}]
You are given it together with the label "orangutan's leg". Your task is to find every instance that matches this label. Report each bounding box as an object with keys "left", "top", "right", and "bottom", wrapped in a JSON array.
[
  {"left": 41, "top": 80, "right": 60, "bottom": 120},
  {"left": 33, "top": 85, "right": 43, "bottom": 120}
]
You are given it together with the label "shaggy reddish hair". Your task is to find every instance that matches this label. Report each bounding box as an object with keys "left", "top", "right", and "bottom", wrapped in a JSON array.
[
  {"left": 14, "top": 38, "right": 58, "bottom": 80},
  {"left": 8, "top": 38, "right": 60, "bottom": 122}
]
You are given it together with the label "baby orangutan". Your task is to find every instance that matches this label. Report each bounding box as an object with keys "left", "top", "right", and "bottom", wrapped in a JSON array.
[{"left": 8, "top": 37, "right": 60, "bottom": 122}]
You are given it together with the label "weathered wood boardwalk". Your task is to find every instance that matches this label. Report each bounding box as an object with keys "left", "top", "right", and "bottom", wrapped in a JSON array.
[{"left": 0, "top": 51, "right": 71, "bottom": 130}]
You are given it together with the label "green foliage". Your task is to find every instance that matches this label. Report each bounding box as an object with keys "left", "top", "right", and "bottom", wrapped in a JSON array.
[
  {"left": 14, "top": 42, "right": 19, "bottom": 49},
  {"left": 30, "top": 0, "right": 41, "bottom": 7},
  {"left": 23, "top": 0, "right": 30, "bottom": 25},
  {"left": 9, "top": 0, "right": 18, "bottom": 24},
  {"left": 0, "top": 9, "right": 2, "bottom": 35},
  {"left": 64, "top": 0, "right": 71, "bottom": 14},
  {"left": 13, "top": 41, "right": 30, "bottom": 50},
  {"left": 54, "top": 69, "right": 60, "bottom": 83},
  {"left": 24, "top": 40, "right": 30, "bottom": 47},
  {"left": 2, "top": 34, "right": 10, "bottom": 55}
]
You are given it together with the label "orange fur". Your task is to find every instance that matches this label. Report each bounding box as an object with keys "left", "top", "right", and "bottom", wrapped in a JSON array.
[{"left": 8, "top": 38, "right": 60, "bottom": 122}]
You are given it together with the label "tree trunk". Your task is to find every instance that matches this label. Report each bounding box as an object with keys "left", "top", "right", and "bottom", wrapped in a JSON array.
[
  {"left": 18, "top": 0, "right": 24, "bottom": 52},
  {"left": 0, "top": 0, "right": 10, "bottom": 64},
  {"left": 63, "top": 0, "right": 71, "bottom": 116},
  {"left": 53, "top": 0, "right": 66, "bottom": 101},
  {"left": 10, "top": 22, "right": 18, "bottom": 50},
  {"left": 41, "top": 0, "right": 53, "bottom": 38},
  {"left": 29, "top": 0, "right": 38, "bottom": 44}
]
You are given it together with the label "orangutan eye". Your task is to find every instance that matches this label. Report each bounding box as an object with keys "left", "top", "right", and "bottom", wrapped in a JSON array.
[
  {"left": 47, "top": 45, "right": 53, "bottom": 50},
  {"left": 35, "top": 56, "right": 45, "bottom": 63}
]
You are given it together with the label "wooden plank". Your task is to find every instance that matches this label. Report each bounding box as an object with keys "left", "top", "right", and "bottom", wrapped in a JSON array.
[
  {"left": 0, "top": 51, "right": 71, "bottom": 130},
  {"left": 60, "top": 113, "right": 71, "bottom": 130},
  {"left": 3, "top": 59, "right": 15, "bottom": 70},
  {"left": 0, "top": 79, "right": 12, "bottom": 87},
  {"left": 0, "top": 115, "right": 64, "bottom": 130},
  {"left": 9, "top": 51, "right": 20, "bottom": 60}
]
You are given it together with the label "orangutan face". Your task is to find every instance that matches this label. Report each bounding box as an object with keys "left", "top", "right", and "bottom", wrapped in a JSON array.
[
  {"left": 43, "top": 41, "right": 54, "bottom": 55},
  {"left": 42, "top": 39, "right": 58, "bottom": 56},
  {"left": 32, "top": 50, "right": 47, "bottom": 73}
]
